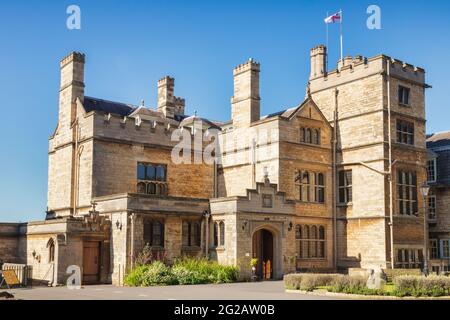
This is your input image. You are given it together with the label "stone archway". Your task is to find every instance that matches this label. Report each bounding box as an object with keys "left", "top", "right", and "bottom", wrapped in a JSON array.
[{"left": 252, "top": 229, "right": 275, "bottom": 280}]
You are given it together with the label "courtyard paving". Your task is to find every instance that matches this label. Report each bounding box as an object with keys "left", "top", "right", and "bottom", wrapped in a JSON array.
[{"left": 7, "top": 281, "right": 347, "bottom": 300}]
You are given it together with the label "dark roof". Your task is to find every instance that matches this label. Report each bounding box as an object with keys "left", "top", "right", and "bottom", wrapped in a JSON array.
[
  {"left": 83, "top": 96, "right": 136, "bottom": 117},
  {"left": 427, "top": 131, "right": 450, "bottom": 149}
]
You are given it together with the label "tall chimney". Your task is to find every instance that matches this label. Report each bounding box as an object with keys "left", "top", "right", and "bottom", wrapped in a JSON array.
[
  {"left": 157, "top": 76, "right": 175, "bottom": 118},
  {"left": 310, "top": 45, "right": 327, "bottom": 79},
  {"left": 231, "top": 58, "right": 260, "bottom": 128}
]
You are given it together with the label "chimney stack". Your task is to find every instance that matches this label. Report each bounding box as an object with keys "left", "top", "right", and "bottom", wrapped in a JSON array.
[
  {"left": 310, "top": 45, "right": 327, "bottom": 79},
  {"left": 231, "top": 58, "right": 261, "bottom": 127}
]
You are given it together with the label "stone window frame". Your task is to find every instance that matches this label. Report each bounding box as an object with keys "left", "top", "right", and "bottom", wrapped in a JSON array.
[
  {"left": 295, "top": 224, "right": 326, "bottom": 260},
  {"left": 338, "top": 170, "right": 352, "bottom": 205},
  {"left": 143, "top": 220, "right": 165, "bottom": 248},
  {"left": 430, "top": 239, "right": 439, "bottom": 260},
  {"left": 395, "top": 248, "right": 423, "bottom": 269},
  {"left": 47, "top": 238, "right": 55, "bottom": 263},
  {"left": 182, "top": 220, "right": 201, "bottom": 248},
  {"left": 427, "top": 195, "right": 437, "bottom": 221},
  {"left": 212, "top": 221, "right": 225, "bottom": 249},
  {"left": 262, "top": 194, "right": 273, "bottom": 208},
  {"left": 300, "top": 127, "right": 321, "bottom": 146},
  {"left": 397, "top": 170, "right": 418, "bottom": 216},
  {"left": 396, "top": 119, "right": 415, "bottom": 146},
  {"left": 398, "top": 85, "right": 411, "bottom": 106},
  {"left": 295, "top": 170, "right": 326, "bottom": 204},
  {"left": 137, "top": 162, "right": 168, "bottom": 196},
  {"left": 441, "top": 240, "right": 450, "bottom": 259},
  {"left": 427, "top": 158, "right": 437, "bottom": 183}
]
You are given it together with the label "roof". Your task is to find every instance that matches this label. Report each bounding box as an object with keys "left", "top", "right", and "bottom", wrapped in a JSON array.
[
  {"left": 83, "top": 96, "right": 136, "bottom": 117},
  {"left": 179, "top": 115, "right": 222, "bottom": 129},
  {"left": 427, "top": 131, "right": 450, "bottom": 149}
]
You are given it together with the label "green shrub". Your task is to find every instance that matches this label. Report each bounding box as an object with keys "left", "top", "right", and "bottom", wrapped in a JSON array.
[
  {"left": 125, "top": 258, "right": 239, "bottom": 287},
  {"left": 384, "top": 269, "right": 422, "bottom": 282},
  {"left": 284, "top": 274, "right": 341, "bottom": 291},
  {"left": 125, "top": 261, "right": 176, "bottom": 287},
  {"left": 393, "top": 275, "right": 450, "bottom": 297}
]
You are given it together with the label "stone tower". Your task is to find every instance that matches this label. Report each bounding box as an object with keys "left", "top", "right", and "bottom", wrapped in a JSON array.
[
  {"left": 47, "top": 52, "right": 85, "bottom": 217},
  {"left": 231, "top": 59, "right": 260, "bottom": 128},
  {"left": 157, "top": 76, "right": 185, "bottom": 118},
  {"left": 309, "top": 45, "right": 428, "bottom": 269}
]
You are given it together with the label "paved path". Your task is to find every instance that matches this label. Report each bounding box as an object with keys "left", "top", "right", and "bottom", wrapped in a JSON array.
[{"left": 10, "top": 281, "right": 346, "bottom": 300}]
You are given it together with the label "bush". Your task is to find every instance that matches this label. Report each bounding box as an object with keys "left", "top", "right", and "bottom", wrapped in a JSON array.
[
  {"left": 125, "top": 261, "right": 176, "bottom": 287},
  {"left": 383, "top": 269, "right": 422, "bottom": 282},
  {"left": 393, "top": 275, "right": 450, "bottom": 297},
  {"left": 329, "top": 275, "right": 383, "bottom": 295},
  {"left": 284, "top": 274, "right": 341, "bottom": 291},
  {"left": 125, "top": 258, "right": 239, "bottom": 287}
]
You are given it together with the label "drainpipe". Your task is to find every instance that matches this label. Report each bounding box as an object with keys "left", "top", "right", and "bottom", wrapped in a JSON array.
[
  {"left": 387, "top": 60, "right": 395, "bottom": 269},
  {"left": 333, "top": 88, "right": 339, "bottom": 269},
  {"left": 130, "top": 213, "right": 136, "bottom": 269}
]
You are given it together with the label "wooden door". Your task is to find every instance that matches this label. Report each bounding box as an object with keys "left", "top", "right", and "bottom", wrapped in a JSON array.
[{"left": 83, "top": 241, "right": 101, "bottom": 284}]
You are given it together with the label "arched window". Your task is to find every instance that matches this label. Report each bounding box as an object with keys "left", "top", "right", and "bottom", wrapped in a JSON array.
[
  {"left": 314, "top": 129, "right": 321, "bottom": 145},
  {"left": 213, "top": 222, "right": 219, "bottom": 247},
  {"left": 47, "top": 238, "right": 55, "bottom": 263},
  {"left": 305, "top": 129, "right": 312, "bottom": 143},
  {"left": 144, "top": 221, "right": 165, "bottom": 247},
  {"left": 318, "top": 226, "right": 326, "bottom": 258},
  {"left": 137, "top": 182, "right": 146, "bottom": 194},
  {"left": 297, "top": 225, "right": 326, "bottom": 260},
  {"left": 300, "top": 128, "right": 306, "bottom": 143},
  {"left": 147, "top": 183, "right": 156, "bottom": 195},
  {"left": 310, "top": 226, "right": 318, "bottom": 258},
  {"left": 219, "top": 222, "right": 225, "bottom": 246},
  {"left": 301, "top": 225, "right": 309, "bottom": 259}
]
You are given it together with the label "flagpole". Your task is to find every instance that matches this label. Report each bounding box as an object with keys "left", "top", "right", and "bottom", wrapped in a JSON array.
[
  {"left": 340, "top": 9, "right": 344, "bottom": 65},
  {"left": 326, "top": 11, "right": 329, "bottom": 71}
]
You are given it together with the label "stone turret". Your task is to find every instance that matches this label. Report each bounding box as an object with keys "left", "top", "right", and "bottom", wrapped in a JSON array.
[
  {"left": 310, "top": 45, "right": 327, "bottom": 80},
  {"left": 231, "top": 58, "right": 261, "bottom": 127},
  {"left": 157, "top": 76, "right": 185, "bottom": 118}
]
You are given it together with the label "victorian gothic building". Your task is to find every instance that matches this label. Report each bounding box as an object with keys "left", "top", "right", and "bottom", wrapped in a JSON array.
[{"left": 0, "top": 45, "right": 435, "bottom": 285}]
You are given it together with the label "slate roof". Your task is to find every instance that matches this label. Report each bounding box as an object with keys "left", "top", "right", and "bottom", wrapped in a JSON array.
[
  {"left": 83, "top": 96, "right": 136, "bottom": 117},
  {"left": 427, "top": 131, "right": 450, "bottom": 150}
]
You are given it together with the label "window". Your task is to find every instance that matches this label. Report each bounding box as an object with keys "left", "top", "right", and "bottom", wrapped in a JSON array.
[
  {"left": 219, "top": 222, "right": 225, "bottom": 246},
  {"left": 398, "top": 86, "right": 410, "bottom": 105},
  {"left": 441, "top": 240, "right": 450, "bottom": 259},
  {"left": 315, "top": 173, "right": 325, "bottom": 203},
  {"left": 297, "top": 171, "right": 311, "bottom": 202},
  {"left": 395, "top": 249, "right": 423, "bottom": 269},
  {"left": 338, "top": 170, "right": 352, "bottom": 204},
  {"left": 296, "top": 224, "right": 326, "bottom": 259},
  {"left": 300, "top": 127, "right": 320, "bottom": 145},
  {"left": 427, "top": 159, "right": 437, "bottom": 183},
  {"left": 182, "top": 221, "right": 201, "bottom": 247},
  {"left": 397, "top": 171, "right": 418, "bottom": 215},
  {"left": 428, "top": 196, "right": 437, "bottom": 221},
  {"left": 47, "top": 238, "right": 55, "bottom": 263},
  {"left": 213, "top": 222, "right": 219, "bottom": 247},
  {"left": 137, "top": 163, "right": 168, "bottom": 196},
  {"left": 430, "top": 239, "right": 439, "bottom": 259},
  {"left": 262, "top": 194, "right": 273, "bottom": 208},
  {"left": 144, "top": 221, "right": 165, "bottom": 247},
  {"left": 296, "top": 171, "right": 326, "bottom": 204},
  {"left": 396, "top": 120, "right": 414, "bottom": 145}
]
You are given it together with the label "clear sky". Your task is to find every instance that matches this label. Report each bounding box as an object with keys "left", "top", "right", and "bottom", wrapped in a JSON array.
[{"left": 1, "top": 0, "right": 449, "bottom": 222}]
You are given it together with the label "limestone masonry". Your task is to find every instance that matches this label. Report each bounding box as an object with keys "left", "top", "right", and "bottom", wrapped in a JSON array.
[{"left": 2, "top": 44, "right": 447, "bottom": 286}]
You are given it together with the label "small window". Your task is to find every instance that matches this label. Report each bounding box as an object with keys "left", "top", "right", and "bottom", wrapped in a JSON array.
[
  {"left": 315, "top": 173, "right": 325, "bottom": 203},
  {"left": 441, "top": 240, "right": 450, "bottom": 259},
  {"left": 305, "top": 129, "right": 312, "bottom": 144},
  {"left": 396, "top": 120, "right": 414, "bottom": 145},
  {"left": 338, "top": 170, "right": 352, "bottom": 204},
  {"left": 262, "top": 194, "right": 273, "bottom": 208},
  {"left": 398, "top": 86, "right": 410, "bottom": 105},
  {"left": 47, "top": 238, "right": 55, "bottom": 263},
  {"left": 428, "top": 196, "right": 437, "bottom": 221},
  {"left": 137, "top": 162, "right": 168, "bottom": 196},
  {"left": 213, "top": 222, "right": 219, "bottom": 247},
  {"left": 427, "top": 159, "right": 437, "bottom": 183},
  {"left": 219, "top": 222, "right": 225, "bottom": 247},
  {"left": 182, "top": 221, "right": 201, "bottom": 247},
  {"left": 144, "top": 221, "right": 165, "bottom": 247},
  {"left": 300, "top": 128, "right": 306, "bottom": 143}
]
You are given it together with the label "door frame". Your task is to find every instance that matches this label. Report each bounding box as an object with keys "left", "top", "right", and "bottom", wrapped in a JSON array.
[{"left": 82, "top": 241, "right": 101, "bottom": 285}]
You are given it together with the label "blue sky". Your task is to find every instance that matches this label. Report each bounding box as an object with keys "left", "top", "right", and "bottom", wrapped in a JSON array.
[{"left": 0, "top": 0, "right": 449, "bottom": 222}]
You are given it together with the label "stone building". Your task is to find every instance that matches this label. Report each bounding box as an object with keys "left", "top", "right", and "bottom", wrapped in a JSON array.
[
  {"left": 427, "top": 132, "right": 450, "bottom": 273},
  {"left": 0, "top": 45, "right": 432, "bottom": 285}
]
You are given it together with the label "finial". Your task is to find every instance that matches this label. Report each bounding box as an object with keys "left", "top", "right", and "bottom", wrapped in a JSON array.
[
  {"left": 194, "top": 110, "right": 198, "bottom": 117},
  {"left": 306, "top": 81, "right": 311, "bottom": 98},
  {"left": 140, "top": 99, "right": 145, "bottom": 107}
]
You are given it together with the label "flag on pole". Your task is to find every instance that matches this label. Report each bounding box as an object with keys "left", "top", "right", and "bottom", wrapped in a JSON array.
[{"left": 324, "top": 12, "right": 342, "bottom": 24}]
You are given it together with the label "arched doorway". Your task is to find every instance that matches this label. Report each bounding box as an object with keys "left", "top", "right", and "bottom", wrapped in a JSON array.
[{"left": 252, "top": 229, "right": 274, "bottom": 280}]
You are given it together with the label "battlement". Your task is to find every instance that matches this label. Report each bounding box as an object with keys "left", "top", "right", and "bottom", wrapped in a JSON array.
[
  {"left": 60, "top": 51, "right": 85, "bottom": 68},
  {"left": 233, "top": 58, "right": 260, "bottom": 75},
  {"left": 158, "top": 76, "right": 175, "bottom": 86}
]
